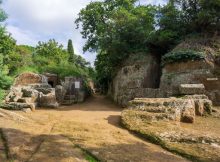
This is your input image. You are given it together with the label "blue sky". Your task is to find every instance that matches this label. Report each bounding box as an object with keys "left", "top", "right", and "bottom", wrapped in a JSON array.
[{"left": 2, "top": 0, "right": 167, "bottom": 65}]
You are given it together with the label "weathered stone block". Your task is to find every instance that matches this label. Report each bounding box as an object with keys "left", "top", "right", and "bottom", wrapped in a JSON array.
[
  {"left": 129, "top": 98, "right": 196, "bottom": 123},
  {"left": 179, "top": 84, "right": 205, "bottom": 95},
  {"left": 38, "top": 91, "right": 59, "bottom": 108},
  {"left": 180, "top": 100, "right": 195, "bottom": 123},
  {"left": 55, "top": 85, "right": 66, "bottom": 103},
  {"left": 5, "top": 88, "right": 23, "bottom": 103}
]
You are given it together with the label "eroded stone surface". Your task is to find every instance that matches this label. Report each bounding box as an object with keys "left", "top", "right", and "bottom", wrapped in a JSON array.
[
  {"left": 14, "top": 72, "right": 47, "bottom": 87},
  {"left": 127, "top": 95, "right": 213, "bottom": 123},
  {"left": 179, "top": 84, "right": 205, "bottom": 95}
]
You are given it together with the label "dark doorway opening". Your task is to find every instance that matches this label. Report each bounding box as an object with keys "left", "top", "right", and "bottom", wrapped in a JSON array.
[
  {"left": 48, "top": 81, "right": 54, "bottom": 88},
  {"left": 143, "top": 55, "right": 162, "bottom": 89}
]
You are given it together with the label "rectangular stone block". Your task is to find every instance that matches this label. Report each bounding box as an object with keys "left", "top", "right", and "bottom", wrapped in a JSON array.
[{"left": 179, "top": 84, "right": 205, "bottom": 95}]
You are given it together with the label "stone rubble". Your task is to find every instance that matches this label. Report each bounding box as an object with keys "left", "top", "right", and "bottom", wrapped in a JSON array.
[{"left": 1, "top": 73, "right": 59, "bottom": 111}]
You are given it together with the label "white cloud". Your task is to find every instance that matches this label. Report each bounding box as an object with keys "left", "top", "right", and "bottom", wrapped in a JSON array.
[
  {"left": 2, "top": 0, "right": 94, "bottom": 62},
  {"left": 6, "top": 25, "right": 37, "bottom": 45},
  {"left": 2, "top": 0, "right": 167, "bottom": 65}
]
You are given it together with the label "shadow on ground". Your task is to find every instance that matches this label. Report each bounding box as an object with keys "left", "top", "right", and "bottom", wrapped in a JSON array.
[{"left": 0, "top": 128, "right": 86, "bottom": 162}]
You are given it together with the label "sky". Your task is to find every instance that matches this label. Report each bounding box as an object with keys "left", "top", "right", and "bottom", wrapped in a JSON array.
[{"left": 2, "top": 0, "right": 167, "bottom": 65}]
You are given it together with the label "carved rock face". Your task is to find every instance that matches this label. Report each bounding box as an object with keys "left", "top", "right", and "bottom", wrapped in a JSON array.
[{"left": 14, "top": 72, "right": 47, "bottom": 87}]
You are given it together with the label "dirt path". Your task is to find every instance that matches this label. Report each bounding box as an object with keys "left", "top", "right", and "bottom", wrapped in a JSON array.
[{"left": 0, "top": 95, "right": 189, "bottom": 162}]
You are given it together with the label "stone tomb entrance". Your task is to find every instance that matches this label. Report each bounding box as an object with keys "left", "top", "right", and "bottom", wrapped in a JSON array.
[
  {"left": 61, "top": 77, "right": 86, "bottom": 105},
  {"left": 44, "top": 73, "right": 60, "bottom": 88}
]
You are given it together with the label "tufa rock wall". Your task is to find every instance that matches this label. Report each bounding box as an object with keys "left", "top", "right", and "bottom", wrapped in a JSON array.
[
  {"left": 110, "top": 36, "right": 220, "bottom": 106},
  {"left": 160, "top": 59, "right": 220, "bottom": 106},
  {"left": 110, "top": 53, "right": 162, "bottom": 107}
]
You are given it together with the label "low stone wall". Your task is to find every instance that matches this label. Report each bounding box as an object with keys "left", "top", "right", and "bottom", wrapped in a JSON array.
[
  {"left": 114, "top": 88, "right": 166, "bottom": 107},
  {"left": 160, "top": 60, "right": 220, "bottom": 105}
]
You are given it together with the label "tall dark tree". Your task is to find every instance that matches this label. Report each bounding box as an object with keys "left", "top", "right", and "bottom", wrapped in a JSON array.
[{"left": 67, "top": 39, "right": 75, "bottom": 63}]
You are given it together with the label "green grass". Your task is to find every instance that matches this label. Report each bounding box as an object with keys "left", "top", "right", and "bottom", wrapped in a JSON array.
[
  {"left": 86, "top": 154, "right": 98, "bottom": 162},
  {"left": 162, "top": 50, "right": 205, "bottom": 66},
  {"left": 0, "top": 89, "right": 6, "bottom": 104},
  {"left": 74, "top": 144, "right": 100, "bottom": 162}
]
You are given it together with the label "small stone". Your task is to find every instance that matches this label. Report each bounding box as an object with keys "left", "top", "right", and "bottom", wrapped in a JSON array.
[
  {"left": 181, "top": 115, "right": 195, "bottom": 123},
  {"left": 211, "top": 143, "right": 220, "bottom": 148},
  {"left": 92, "top": 151, "right": 99, "bottom": 155},
  {"left": 22, "top": 108, "right": 32, "bottom": 113},
  {"left": 194, "top": 100, "right": 204, "bottom": 116}
]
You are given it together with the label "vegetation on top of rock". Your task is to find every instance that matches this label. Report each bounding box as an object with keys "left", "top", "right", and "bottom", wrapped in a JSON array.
[
  {"left": 162, "top": 50, "right": 205, "bottom": 66},
  {"left": 174, "top": 36, "right": 220, "bottom": 56}
]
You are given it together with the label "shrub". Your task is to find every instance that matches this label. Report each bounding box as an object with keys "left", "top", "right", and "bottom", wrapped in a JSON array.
[
  {"left": 13, "top": 66, "right": 39, "bottom": 76},
  {"left": 0, "top": 89, "right": 6, "bottom": 103},
  {"left": 162, "top": 50, "right": 205, "bottom": 66}
]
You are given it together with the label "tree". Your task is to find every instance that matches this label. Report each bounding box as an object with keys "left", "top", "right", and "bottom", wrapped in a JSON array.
[
  {"left": 0, "top": 1, "right": 19, "bottom": 75},
  {"left": 33, "top": 39, "right": 68, "bottom": 68},
  {"left": 67, "top": 39, "right": 75, "bottom": 63},
  {"left": 76, "top": 0, "right": 157, "bottom": 92},
  {"left": 172, "top": 0, "right": 220, "bottom": 33},
  {"left": 0, "top": 1, "right": 13, "bottom": 94},
  {"left": 0, "top": 54, "right": 12, "bottom": 90},
  {"left": 0, "top": 0, "right": 7, "bottom": 22}
]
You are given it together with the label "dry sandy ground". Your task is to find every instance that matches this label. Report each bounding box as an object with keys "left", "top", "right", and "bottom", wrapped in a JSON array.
[{"left": 0, "top": 95, "right": 189, "bottom": 162}]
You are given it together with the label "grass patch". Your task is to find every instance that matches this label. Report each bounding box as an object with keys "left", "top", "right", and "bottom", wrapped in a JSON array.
[
  {"left": 75, "top": 144, "right": 100, "bottom": 162},
  {"left": 0, "top": 89, "right": 6, "bottom": 104}
]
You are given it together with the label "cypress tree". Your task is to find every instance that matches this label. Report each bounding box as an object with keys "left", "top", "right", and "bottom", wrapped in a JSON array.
[{"left": 67, "top": 39, "right": 75, "bottom": 63}]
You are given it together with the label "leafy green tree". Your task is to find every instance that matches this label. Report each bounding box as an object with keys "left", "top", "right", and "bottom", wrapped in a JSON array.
[
  {"left": 169, "top": 0, "right": 220, "bottom": 33},
  {"left": 76, "top": 0, "right": 157, "bottom": 92},
  {"left": 0, "top": 1, "right": 13, "bottom": 96},
  {"left": 0, "top": 0, "right": 7, "bottom": 22},
  {"left": 0, "top": 1, "right": 21, "bottom": 77},
  {"left": 33, "top": 39, "right": 68, "bottom": 68},
  {"left": 74, "top": 55, "right": 90, "bottom": 68},
  {"left": 0, "top": 55, "right": 12, "bottom": 90},
  {"left": 147, "top": 1, "right": 185, "bottom": 54}
]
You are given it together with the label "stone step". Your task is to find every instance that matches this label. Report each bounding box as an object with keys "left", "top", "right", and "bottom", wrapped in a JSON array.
[
  {"left": 129, "top": 106, "right": 170, "bottom": 113},
  {"left": 64, "top": 95, "right": 75, "bottom": 100},
  {"left": 123, "top": 109, "right": 176, "bottom": 122},
  {"left": 128, "top": 98, "right": 173, "bottom": 108},
  {"left": 61, "top": 100, "right": 75, "bottom": 105},
  {"left": 17, "top": 97, "right": 34, "bottom": 103}
]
